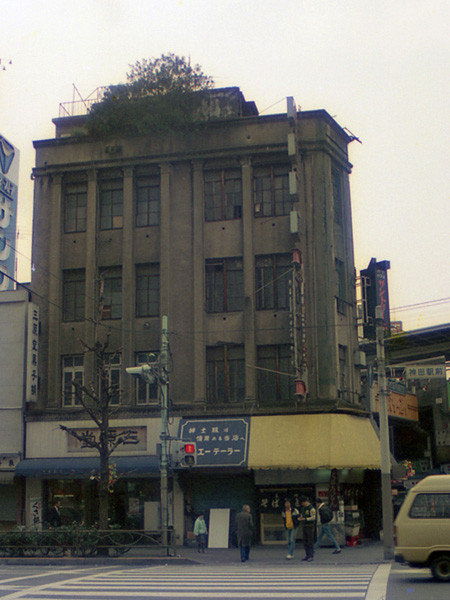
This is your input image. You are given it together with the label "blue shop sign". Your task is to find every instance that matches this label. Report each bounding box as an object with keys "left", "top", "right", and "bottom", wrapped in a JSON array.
[{"left": 178, "top": 418, "right": 250, "bottom": 467}]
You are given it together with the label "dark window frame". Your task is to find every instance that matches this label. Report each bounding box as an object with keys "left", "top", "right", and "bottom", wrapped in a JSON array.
[
  {"left": 253, "top": 165, "right": 291, "bottom": 217},
  {"left": 62, "top": 355, "right": 84, "bottom": 407},
  {"left": 136, "top": 264, "right": 160, "bottom": 318},
  {"left": 100, "top": 268, "right": 122, "bottom": 319},
  {"left": 257, "top": 344, "right": 294, "bottom": 404},
  {"left": 256, "top": 254, "right": 291, "bottom": 310},
  {"left": 206, "top": 345, "right": 245, "bottom": 405},
  {"left": 204, "top": 168, "right": 242, "bottom": 221},
  {"left": 99, "top": 177, "right": 123, "bottom": 230},
  {"left": 205, "top": 257, "right": 244, "bottom": 313},
  {"left": 98, "top": 352, "right": 121, "bottom": 406},
  {"left": 63, "top": 270, "right": 85, "bottom": 322},
  {"left": 64, "top": 180, "right": 87, "bottom": 233},
  {"left": 136, "top": 174, "right": 160, "bottom": 227},
  {"left": 135, "top": 352, "right": 159, "bottom": 404}
]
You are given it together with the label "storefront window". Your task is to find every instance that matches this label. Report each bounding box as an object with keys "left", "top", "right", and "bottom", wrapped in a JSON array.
[
  {"left": 44, "top": 480, "right": 89, "bottom": 527},
  {"left": 44, "top": 478, "right": 160, "bottom": 529}
]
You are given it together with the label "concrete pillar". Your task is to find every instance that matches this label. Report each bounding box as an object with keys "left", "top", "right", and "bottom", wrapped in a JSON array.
[
  {"left": 241, "top": 158, "right": 257, "bottom": 401},
  {"left": 159, "top": 164, "right": 172, "bottom": 317},
  {"left": 192, "top": 161, "right": 206, "bottom": 403},
  {"left": 122, "top": 167, "right": 135, "bottom": 402},
  {"left": 47, "top": 174, "right": 62, "bottom": 407},
  {"left": 84, "top": 169, "right": 98, "bottom": 384}
]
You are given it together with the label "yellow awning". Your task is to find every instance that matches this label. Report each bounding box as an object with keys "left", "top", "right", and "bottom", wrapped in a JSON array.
[{"left": 248, "top": 413, "right": 381, "bottom": 470}]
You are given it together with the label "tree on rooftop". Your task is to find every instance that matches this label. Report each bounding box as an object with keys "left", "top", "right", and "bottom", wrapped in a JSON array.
[
  {"left": 126, "top": 54, "right": 214, "bottom": 97},
  {"left": 87, "top": 53, "right": 214, "bottom": 137}
]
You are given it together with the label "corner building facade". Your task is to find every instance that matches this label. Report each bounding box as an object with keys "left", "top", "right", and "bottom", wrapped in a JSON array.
[{"left": 25, "top": 89, "right": 381, "bottom": 543}]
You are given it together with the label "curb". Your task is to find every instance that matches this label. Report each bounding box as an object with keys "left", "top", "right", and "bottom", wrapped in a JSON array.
[{"left": 0, "top": 556, "right": 200, "bottom": 567}]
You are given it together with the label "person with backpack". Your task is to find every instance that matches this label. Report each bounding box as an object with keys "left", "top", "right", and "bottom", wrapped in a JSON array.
[{"left": 314, "top": 499, "right": 341, "bottom": 553}]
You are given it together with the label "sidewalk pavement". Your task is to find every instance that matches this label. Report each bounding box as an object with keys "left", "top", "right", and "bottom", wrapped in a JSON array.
[
  {"left": 1, "top": 540, "right": 388, "bottom": 567},
  {"left": 179, "top": 540, "right": 387, "bottom": 566}
]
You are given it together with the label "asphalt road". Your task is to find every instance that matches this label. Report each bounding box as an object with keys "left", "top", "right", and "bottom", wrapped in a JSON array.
[{"left": 0, "top": 563, "right": 447, "bottom": 600}]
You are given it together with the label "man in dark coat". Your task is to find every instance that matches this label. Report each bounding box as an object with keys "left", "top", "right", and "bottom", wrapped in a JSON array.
[
  {"left": 299, "top": 496, "right": 316, "bottom": 561},
  {"left": 47, "top": 500, "right": 62, "bottom": 527},
  {"left": 236, "top": 504, "right": 253, "bottom": 562}
]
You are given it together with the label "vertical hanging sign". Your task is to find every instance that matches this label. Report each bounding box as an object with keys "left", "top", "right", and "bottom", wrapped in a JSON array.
[
  {"left": 26, "top": 303, "right": 39, "bottom": 402},
  {"left": 0, "top": 134, "right": 19, "bottom": 291}
]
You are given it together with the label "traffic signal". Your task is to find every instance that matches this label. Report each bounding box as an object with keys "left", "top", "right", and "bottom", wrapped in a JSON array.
[{"left": 172, "top": 440, "right": 196, "bottom": 467}]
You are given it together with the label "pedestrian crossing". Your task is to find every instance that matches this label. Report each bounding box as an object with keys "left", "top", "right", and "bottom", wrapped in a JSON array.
[{"left": 1, "top": 565, "right": 390, "bottom": 600}]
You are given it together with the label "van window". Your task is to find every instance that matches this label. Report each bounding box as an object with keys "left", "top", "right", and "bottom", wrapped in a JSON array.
[{"left": 409, "top": 493, "right": 450, "bottom": 519}]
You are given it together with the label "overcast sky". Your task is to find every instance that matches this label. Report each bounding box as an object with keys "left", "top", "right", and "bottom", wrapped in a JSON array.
[{"left": 1, "top": 0, "right": 448, "bottom": 332}]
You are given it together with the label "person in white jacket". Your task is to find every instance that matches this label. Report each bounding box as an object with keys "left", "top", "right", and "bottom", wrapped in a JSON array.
[{"left": 193, "top": 513, "right": 208, "bottom": 552}]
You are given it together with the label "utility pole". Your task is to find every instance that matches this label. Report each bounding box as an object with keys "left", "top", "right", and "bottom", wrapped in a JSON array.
[
  {"left": 376, "top": 305, "right": 394, "bottom": 560},
  {"left": 159, "top": 315, "right": 170, "bottom": 556},
  {"left": 125, "top": 315, "right": 171, "bottom": 556}
]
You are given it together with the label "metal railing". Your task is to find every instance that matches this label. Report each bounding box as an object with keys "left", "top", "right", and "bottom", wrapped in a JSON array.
[
  {"left": 58, "top": 87, "right": 107, "bottom": 118},
  {"left": 0, "top": 527, "right": 176, "bottom": 558}
]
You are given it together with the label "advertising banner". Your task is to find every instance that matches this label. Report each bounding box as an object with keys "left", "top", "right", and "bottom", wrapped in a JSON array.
[{"left": 0, "top": 134, "right": 19, "bottom": 291}]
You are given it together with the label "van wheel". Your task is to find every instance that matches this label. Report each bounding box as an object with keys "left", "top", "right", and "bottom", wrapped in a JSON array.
[{"left": 431, "top": 555, "right": 450, "bottom": 582}]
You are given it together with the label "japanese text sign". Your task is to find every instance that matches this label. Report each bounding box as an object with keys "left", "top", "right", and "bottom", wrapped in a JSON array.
[{"left": 178, "top": 418, "right": 250, "bottom": 466}]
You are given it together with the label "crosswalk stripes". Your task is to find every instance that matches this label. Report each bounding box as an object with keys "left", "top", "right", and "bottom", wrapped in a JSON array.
[{"left": 2, "top": 565, "right": 390, "bottom": 600}]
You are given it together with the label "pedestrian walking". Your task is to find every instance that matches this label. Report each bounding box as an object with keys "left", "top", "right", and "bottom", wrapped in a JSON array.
[
  {"left": 236, "top": 504, "right": 253, "bottom": 562},
  {"left": 314, "top": 499, "right": 341, "bottom": 553},
  {"left": 193, "top": 513, "right": 208, "bottom": 552},
  {"left": 299, "top": 496, "right": 316, "bottom": 561},
  {"left": 281, "top": 499, "right": 300, "bottom": 559}
]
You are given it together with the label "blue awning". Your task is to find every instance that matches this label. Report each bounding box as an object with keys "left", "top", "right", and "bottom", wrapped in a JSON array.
[{"left": 15, "top": 455, "right": 160, "bottom": 479}]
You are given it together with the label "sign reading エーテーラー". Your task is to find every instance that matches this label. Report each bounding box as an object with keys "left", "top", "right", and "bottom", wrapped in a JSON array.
[
  {"left": 178, "top": 418, "right": 250, "bottom": 466},
  {"left": 0, "top": 134, "right": 19, "bottom": 291}
]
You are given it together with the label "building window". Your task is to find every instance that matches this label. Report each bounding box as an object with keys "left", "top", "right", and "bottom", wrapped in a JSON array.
[
  {"left": 332, "top": 167, "right": 343, "bottom": 225},
  {"left": 136, "top": 175, "right": 160, "bottom": 227},
  {"left": 206, "top": 345, "right": 245, "bottom": 404},
  {"left": 136, "top": 264, "right": 160, "bottom": 317},
  {"left": 256, "top": 254, "right": 291, "bottom": 310},
  {"left": 64, "top": 180, "right": 87, "bottom": 233},
  {"left": 62, "top": 355, "right": 84, "bottom": 406},
  {"left": 335, "top": 258, "right": 346, "bottom": 314},
  {"left": 204, "top": 168, "right": 242, "bottom": 221},
  {"left": 257, "top": 345, "right": 294, "bottom": 404},
  {"left": 63, "top": 270, "right": 85, "bottom": 322},
  {"left": 99, "top": 353, "right": 121, "bottom": 405},
  {"left": 135, "top": 352, "right": 159, "bottom": 404},
  {"left": 100, "top": 268, "right": 122, "bottom": 319},
  {"left": 99, "top": 176, "right": 123, "bottom": 230},
  {"left": 205, "top": 258, "right": 244, "bottom": 313},
  {"left": 253, "top": 165, "right": 291, "bottom": 217}
]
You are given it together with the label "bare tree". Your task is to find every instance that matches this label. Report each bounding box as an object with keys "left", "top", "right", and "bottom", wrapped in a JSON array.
[{"left": 60, "top": 335, "right": 133, "bottom": 530}]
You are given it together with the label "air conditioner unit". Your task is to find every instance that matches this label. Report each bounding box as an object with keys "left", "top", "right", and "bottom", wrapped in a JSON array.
[
  {"left": 288, "top": 132, "right": 296, "bottom": 156},
  {"left": 289, "top": 169, "right": 297, "bottom": 195},
  {"left": 290, "top": 210, "right": 300, "bottom": 234},
  {"left": 354, "top": 350, "right": 366, "bottom": 367}
]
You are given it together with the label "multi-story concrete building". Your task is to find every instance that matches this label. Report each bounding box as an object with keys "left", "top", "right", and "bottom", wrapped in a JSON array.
[
  {"left": 0, "top": 289, "right": 37, "bottom": 529},
  {"left": 20, "top": 88, "right": 381, "bottom": 543}
]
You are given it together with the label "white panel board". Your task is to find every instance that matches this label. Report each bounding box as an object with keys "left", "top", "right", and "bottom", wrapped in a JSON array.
[{"left": 208, "top": 508, "right": 230, "bottom": 548}]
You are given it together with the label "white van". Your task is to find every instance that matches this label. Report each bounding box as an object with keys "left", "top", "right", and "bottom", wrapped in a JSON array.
[{"left": 394, "top": 474, "right": 450, "bottom": 581}]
